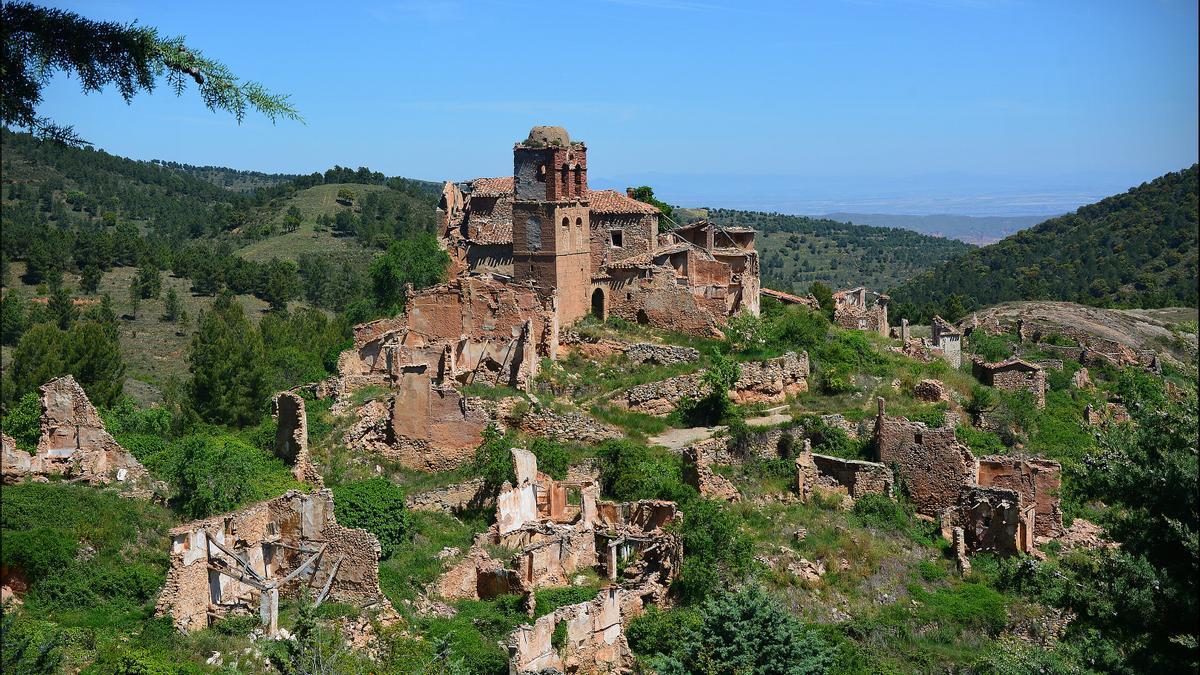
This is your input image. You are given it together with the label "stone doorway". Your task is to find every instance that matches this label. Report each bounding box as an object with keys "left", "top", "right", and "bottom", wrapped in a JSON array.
[{"left": 591, "top": 288, "right": 605, "bottom": 320}]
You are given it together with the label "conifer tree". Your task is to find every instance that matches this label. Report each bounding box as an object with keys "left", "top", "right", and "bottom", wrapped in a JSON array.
[{"left": 188, "top": 293, "right": 269, "bottom": 426}]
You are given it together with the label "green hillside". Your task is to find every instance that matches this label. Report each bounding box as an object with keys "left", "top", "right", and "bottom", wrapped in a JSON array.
[
  {"left": 696, "top": 207, "right": 975, "bottom": 293},
  {"left": 889, "top": 165, "right": 1199, "bottom": 321}
]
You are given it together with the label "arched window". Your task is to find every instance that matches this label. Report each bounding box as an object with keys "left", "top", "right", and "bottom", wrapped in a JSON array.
[
  {"left": 575, "top": 217, "right": 584, "bottom": 247},
  {"left": 561, "top": 164, "right": 571, "bottom": 196},
  {"left": 537, "top": 165, "right": 547, "bottom": 182},
  {"left": 574, "top": 166, "right": 583, "bottom": 193}
]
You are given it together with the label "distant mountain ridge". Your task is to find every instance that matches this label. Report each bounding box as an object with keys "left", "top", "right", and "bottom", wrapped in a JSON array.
[
  {"left": 888, "top": 165, "right": 1199, "bottom": 321},
  {"left": 823, "top": 212, "right": 1053, "bottom": 245}
]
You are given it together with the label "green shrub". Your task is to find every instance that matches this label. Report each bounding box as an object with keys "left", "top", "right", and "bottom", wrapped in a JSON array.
[
  {"left": 100, "top": 397, "right": 172, "bottom": 438},
  {"left": 596, "top": 439, "right": 692, "bottom": 503},
  {"left": 472, "top": 424, "right": 518, "bottom": 490},
  {"left": 672, "top": 499, "right": 753, "bottom": 605},
  {"left": 331, "top": 477, "right": 411, "bottom": 559},
  {"left": 967, "top": 332, "right": 1015, "bottom": 362},
  {"left": 1, "top": 527, "right": 77, "bottom": 584},
  {"left": 918, "top": 560, "right": 949, "bottom": 582},
  {"left": 162, "top": 434, "right": 302, "bottom": 518},
  {"left": 529, "top": 437, "right": 570, "bottom": 481},
  {"left": 626, "top": 605, "right": 703, "bottom": 659},
  {"left": 852, "top": 493, "right": 908, "bottom": 531},
  {"left": 652, "top": 585, "right": 834, "bottom": 675},
  {"left": 1, "top": 392, "right": 41, "bottom": 452},
  {"left": 534, "top": 585, "right": 600, "bottom": 619}
]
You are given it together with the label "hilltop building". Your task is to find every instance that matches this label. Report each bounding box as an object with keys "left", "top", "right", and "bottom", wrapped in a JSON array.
[{"left": 438, "top": 126, "right": 760, "bottom": 336}]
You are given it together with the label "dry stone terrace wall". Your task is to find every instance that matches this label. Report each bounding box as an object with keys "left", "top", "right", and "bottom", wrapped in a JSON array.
[
  {"left": 1, "top": 376, "right": 149, "bottom": 491},
  {"left": 621, "top": 351, "right": 809, "bottom": 415},
  {"left": 156, "top": 489, "right": 384, "bottom": 634}
]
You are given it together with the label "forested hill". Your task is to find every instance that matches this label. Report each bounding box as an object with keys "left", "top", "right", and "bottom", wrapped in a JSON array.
[
  {"left": 888, "top": 165, "right": 1199, "bottom": 322},
  {"left": 696, "top": 207, "right": 975, "bottom": 294}
]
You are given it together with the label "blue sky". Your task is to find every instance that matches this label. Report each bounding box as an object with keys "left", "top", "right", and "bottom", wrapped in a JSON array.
[{"left": 33, "top": 0, "right": 1199, "bottom": 216}]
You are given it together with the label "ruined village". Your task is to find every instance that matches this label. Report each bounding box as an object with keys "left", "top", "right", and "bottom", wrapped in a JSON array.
[{"left": 3, "top": 120, "right": 1195, "bottom": 674}]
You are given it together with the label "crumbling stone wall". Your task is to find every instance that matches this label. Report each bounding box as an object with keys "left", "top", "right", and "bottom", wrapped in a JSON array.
[
  {"left": 606, "top": 267, "right": 723, "bottom": 338},
  {"left": 931, "top": 315, "right": 962, "bottom": 368},
  {"left": 1, "top": 376, "right": 148, "bottom": 490},
  {"left": 589, "top": 210, "right": 658, "bottom": 277},
  {"left": 914, "top": 379, "right": 952, "bottom": 403},
  {"left": 810, "top": 454, "right": 893, "bottom": 500},
  {"left": 682, "top": 446, "right": 741, "bottom": 502},
  {"left": 872, "top": 398, "right": 976, "bottom": 517},
  {"left": 977, "top": 456, "right": 1064, "bottom": 539},
  {"left": 271, "top": 392, "right": 323, "bottom": 486},
  {"left": 509, "top": 586, "right": 632, "bottom": 674},
  {"left": 406, "top": 477, "right": 491, "bottom": 513},
  {"left": 729, "top": 351, "right": 810, "bottom": 404},
  {"left": 621, "top": 352, "right": 809, "bottom": 415},
  {"left": 624, "top": 342, "right": 700, "bottom": 366},
  {"left": 343, "top": 386, "right": 491, "bottom": 472},
  {"left": 156, "top": 489, "right": 383, "bottom": 634},
  {"left": 833, "top": 287, "right": 889, "bottom": 335},
  {"left": 943, "top": 486, "right": 1034, "bottom": 556}
]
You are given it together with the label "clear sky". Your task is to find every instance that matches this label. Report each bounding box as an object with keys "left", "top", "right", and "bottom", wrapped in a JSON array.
[{"left": 33, "top": 0, "right": 1200, "bottom": 216}]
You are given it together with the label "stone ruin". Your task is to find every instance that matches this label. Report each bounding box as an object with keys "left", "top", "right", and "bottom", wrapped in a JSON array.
[
  {"left": 271, "top": 391, "right": 323, "bottom": 486},
  {"left": 972, "top": 357, "right": 1047, "bottom": 408},
  {"left": 620, "top": 351, "right": 810, "bottom": 416},
  {"left": 888, "top": 316, "right": 961, "bottom": 368},
  {"left": 871, "top": 398, "right": 1064, "bottom": 556},
  {"left": 433, "top": 448, "right": 682, "bottom": 673},
  {"left": 961, "top": 313, "right": 1161, "bottom": 370},
  {"left": 328, "top": 275, "right": 558, "bottom": 471},
  {"left": 156, "top": 489, "right": 387, "bottom": 636},
  {"left": 1, "top": 376, "right": 149, "bottom": 492},
  {"left": 438, "top": 125, "right": 761, "bottom": 335},
  {"left": 832, "top": 286, "right": 889, "bottom": 335}
]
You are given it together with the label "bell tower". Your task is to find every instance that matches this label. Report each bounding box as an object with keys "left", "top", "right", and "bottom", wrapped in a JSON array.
[{"left": 511, "top": 126, "right": 592, "bottom": 324}]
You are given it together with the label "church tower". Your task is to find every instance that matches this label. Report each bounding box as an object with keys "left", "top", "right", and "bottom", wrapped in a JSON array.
[{"left": 511, "top": 126, "right": 592, "bottom": 324}]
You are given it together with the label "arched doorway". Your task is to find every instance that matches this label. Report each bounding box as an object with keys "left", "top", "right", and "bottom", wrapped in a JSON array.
[
  {"left": 591, "top": 288, "right": 605, "bottom": 320},
  {"left": 636, "top": 309, "right": 649, "bottom": 325}
]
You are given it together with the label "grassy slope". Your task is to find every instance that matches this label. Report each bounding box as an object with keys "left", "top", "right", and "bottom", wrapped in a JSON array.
[
  {"left": 234, "top": 183, "right": 391, "bottom": 265},
  {"left": 1, "top": 261, "right": 277, "bottom": 403}
]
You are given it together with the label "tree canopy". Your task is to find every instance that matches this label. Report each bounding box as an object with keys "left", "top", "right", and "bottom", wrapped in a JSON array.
[{"left": 1, "top": 1, "right": 301, "bottom": 144}]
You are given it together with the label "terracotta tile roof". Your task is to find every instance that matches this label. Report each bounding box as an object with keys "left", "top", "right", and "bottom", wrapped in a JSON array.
[
  {"left": 587, "top": 189, "right": 660, "bottom": 214},
  {"left": 469, "top": 176, "right": 514, "bottom": 197}
]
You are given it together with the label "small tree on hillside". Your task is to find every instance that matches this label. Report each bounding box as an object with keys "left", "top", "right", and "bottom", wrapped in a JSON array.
[
  {"left": 336, "top": 187, "right": 356, "bottom": 205},
  {"left": 161, "top": 286, "right": 183, "bottom": 322},
  {"left": 188, "top": 293, "right": 269, "bottom": 426},
  {"left": 79, "top": 264, "right": 102, "bottom": 294},
  {"left": 368, "top": 234, "right": 450, "bottom": 315},
  {"left": 283, "top": 205, "right": 303, "bottom": 233}
]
